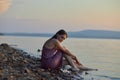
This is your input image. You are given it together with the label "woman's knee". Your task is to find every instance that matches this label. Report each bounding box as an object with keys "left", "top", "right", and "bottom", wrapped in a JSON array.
[{"left": 63, "top": 54, "right": 72, "bottom": 60}]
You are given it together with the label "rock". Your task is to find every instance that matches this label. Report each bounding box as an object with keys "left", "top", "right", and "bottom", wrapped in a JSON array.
[
  {"left": 40, "top": 69, "right": 45, "bottom": 72},
  {"left": 37, "top": 49, "right": 41, "bottom": 52},
  {"left": 0, "top": 43, "right": 9, "bottom": 48},
  {"left": 24, "top": 68, "right": 31, "bottom": 74},
  {"left": 56, "top": 76, "right": 63, "bottom": 80},
  {"left": 23, "top": 59, "right": 28, "bottom": 63},
  {"left": 39, "top": 78, "right": 46, "bottom": 80},
  {"left": 0, "top": 43, "right": 86, "bottom": 80},
  {"left": 2, "top": 77, "right": 8, "bottom": 80},
  {"left": 3, "top": 57, "right": 8, "bottom": 62},
  {"left": 0, "top": 68, "right": 3, "bottom": 77},
  {"left": 64, "top": 65, "right": 71, "bottom": 70},
  {"left": 85, "top": 71, "right": 89, "bottom": 75},
  {"left": 9, "top": 75, "right": 15, "bottom": 80},
  {"left": 41, "top": 71, "right": 51, "bottom": 78}
]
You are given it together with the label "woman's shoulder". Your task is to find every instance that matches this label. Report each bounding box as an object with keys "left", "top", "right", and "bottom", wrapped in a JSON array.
[
  {"left": 51, "top": 38, "right": 59, "bottom": 43},
  {"left": 45, "top": 38, "right": 59, "bottom": 45},
  {"left": 43, "top": 39, "right": 56, "bottom": 49}
]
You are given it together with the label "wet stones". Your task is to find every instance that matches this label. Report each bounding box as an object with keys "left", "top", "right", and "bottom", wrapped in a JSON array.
[
  {"left": 0, "top": 43, "right": 85, "bottom": 80},
  {"left": 0, "top": 68, "right": 3, "bottom": 77}
]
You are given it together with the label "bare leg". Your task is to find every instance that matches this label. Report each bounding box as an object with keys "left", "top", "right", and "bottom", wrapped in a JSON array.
[
  {"left": 63, "top": 54, "right": 78, "bottom": 69},
  {"left": 63, "top": 54, "right": 97, "bottom": 71},
  {"left": 74, "top": 57, "right": 83, "bottom": 66},
  {"left": 62, "top": 58, "right": 69, "bottom": 66},
  {"left": 75, "top": 62, "right": 97, "bottom": 71}
]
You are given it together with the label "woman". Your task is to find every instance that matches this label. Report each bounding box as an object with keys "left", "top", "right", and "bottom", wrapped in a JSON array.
[{"left": 41, "top": 29, "right": 96, "bottom": 71}]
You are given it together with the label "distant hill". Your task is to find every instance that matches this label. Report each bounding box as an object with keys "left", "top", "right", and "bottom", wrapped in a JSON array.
[
  {"left": 68, "top": 30, "right": 120, "bottom": 39},
  {"left": 0, "top": 30, "right": 120, "bottom": 39},
  {"left": 0, "top": 33, "right": 4, "bottom": 35},
  {"left": 0, "top": 33, "right": 53, "bottom": 37}
]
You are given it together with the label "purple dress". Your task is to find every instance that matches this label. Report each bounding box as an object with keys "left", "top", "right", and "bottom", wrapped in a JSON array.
[{"left": 41, "top": 47, "right": 63, "bottom": 69}]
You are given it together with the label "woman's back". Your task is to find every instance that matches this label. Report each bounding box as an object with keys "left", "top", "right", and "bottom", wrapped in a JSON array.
[
  {"left": 41, "top": 39, "right": 63, "bottom": 69},
  {"left": 43, "top": 39, "right": 58, "bottom": 49}
]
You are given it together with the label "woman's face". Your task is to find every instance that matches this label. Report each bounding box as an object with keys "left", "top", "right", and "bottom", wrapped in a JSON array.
[{"left": 57, "top": 34, "right": 67, "bottom": 42}]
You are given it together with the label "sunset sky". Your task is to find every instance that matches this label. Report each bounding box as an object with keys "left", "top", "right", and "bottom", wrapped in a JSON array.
[{"left": 0, "top": 0, "right": 120, "bottom": 33}]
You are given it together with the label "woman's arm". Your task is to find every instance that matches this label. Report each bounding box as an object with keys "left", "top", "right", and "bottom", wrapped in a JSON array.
[
  {"left": 53, "top": 39, "right": 76, "bottom": 58},
  {"left": 53, "top": 39, "right": 83, "bottom": 65}
]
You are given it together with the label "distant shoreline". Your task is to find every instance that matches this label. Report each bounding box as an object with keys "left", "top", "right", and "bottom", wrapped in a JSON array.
[
  {"left": 1, "top": 34, "right": 120, "bottom": 40},
  {"left": 0, "top": 30, "right": 120, "bottom": 39}
]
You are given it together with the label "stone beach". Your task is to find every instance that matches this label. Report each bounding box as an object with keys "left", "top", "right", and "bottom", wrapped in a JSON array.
[{"left": 0, "top": 43, "right": 98, "bottom": 80}]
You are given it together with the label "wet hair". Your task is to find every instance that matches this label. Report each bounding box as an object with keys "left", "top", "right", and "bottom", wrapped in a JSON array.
[{"left": 51, "top": 29, "right": 68, "bottom": 39}]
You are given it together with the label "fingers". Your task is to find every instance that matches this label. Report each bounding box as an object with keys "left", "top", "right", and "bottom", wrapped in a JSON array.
[{"left": 72, "top": 56, "right": 76, "bottom": 59}]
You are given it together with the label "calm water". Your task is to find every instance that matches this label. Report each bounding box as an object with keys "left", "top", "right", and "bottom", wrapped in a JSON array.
[{"left": 0, "top": 36, "right": 120, "bottom": 80}]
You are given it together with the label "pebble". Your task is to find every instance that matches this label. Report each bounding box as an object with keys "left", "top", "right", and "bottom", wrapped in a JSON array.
[{"left": 0, "top": 43, "right": 93, "bottom": 80}]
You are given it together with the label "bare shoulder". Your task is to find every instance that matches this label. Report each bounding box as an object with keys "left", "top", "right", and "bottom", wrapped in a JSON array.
[
  {"left": 51, "top": 38, "right": 59, "bottom": 42},
  {"left": 51, "top": 38, "right": 60, "bottom": 44},
  {"left": 44, "top": 39, "right": 57, "bottom": 49}
]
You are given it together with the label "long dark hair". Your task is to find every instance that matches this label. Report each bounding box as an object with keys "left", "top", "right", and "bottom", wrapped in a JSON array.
[{"left": 51, "top": 29, "right": 68, "bottom": 39}]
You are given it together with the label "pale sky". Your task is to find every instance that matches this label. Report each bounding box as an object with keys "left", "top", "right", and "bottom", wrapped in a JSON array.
[{"left": 0, "top": 0, "right": 120, "bottom": 33}]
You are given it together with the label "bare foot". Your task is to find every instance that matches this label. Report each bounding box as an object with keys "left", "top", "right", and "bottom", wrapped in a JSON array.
[
  {"left": 78, "top": 66, "right": 98, "bottom": 71},
  {"left": 71, "top": 68, "right": 80, "bottom": 72}
]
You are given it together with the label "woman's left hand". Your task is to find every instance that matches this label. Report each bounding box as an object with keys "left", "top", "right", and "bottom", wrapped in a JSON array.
[
  {"left": 71, "top": 55, "right": 76, "bottom": 59},
  {"left": 72, "top": 56, "right": 82, "bottom": 65}
]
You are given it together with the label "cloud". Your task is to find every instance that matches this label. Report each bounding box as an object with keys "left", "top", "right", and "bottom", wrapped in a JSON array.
[{"left": 0, "top": 0, "right": 12, "bottom": 14}]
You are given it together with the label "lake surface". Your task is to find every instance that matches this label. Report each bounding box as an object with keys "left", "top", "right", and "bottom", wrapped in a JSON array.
[{"left": 0, "top": 36, "right": 120, "bottom": 80}]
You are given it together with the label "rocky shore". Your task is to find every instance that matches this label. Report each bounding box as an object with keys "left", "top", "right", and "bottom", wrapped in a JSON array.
[{"left": 0, "top": 43, "right": 86, "bottom": 80}]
